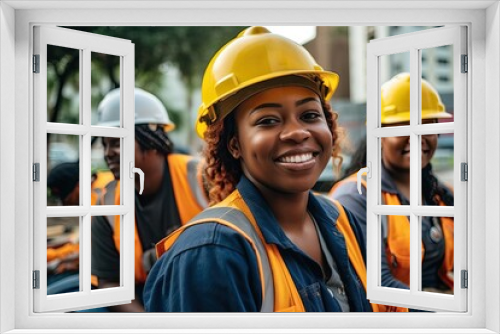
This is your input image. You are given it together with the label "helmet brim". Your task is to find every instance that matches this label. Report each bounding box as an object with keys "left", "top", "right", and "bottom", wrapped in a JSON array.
[
  {"left": 382, "top": 110, "right": 453, "bottom": 125},
  {"left": 196, "top": 70, "right": 339, "bottom": 138}
]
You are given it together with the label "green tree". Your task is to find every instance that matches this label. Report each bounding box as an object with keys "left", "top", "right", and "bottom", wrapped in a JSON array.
[{"left": 48, "top": 26, "right": 245, "bottom": 149}]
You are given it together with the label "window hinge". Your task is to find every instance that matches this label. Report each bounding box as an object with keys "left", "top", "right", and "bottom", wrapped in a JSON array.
[
  {"left": 461, "top": 270, "right": 468, "bottom": 289},
  {"left": 461, "top": 54, "right": 468, "bottom": 73},
  {"left": 33, "top": 163, "right": 40, "bottom": 182},
  {"left": 33, "top": 54, "right": 40, "bottom": 73},
  {"left": 33, "top": 270, "right": 40, "bottom": 289},
  {"left": 461, "top": 162, "right": 468, "bottom": 181}
]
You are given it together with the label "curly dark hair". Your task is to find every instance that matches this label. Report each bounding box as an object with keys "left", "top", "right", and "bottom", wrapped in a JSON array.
[{"left": 202, "top": 100, "right": 342, "bottom": 205}]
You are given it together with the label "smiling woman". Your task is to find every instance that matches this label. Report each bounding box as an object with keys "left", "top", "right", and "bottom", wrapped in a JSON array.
[
  {"left": 228, "top": 85, "right": 333, "bottom": 195},
  {"left": 143, "top": 26, "right": 407, "bottom": 313}
]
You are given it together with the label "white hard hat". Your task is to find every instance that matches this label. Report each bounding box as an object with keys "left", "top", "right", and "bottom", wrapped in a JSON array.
[{"left": 97, "top": 87, "right": 175, "bottom": 131}]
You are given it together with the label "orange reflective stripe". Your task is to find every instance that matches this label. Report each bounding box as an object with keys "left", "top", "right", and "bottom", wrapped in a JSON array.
[
  {"left": 112, "top": 181, "right": 147, "bottom": 284},
  {"left": 168, "top": 154, "right": 205, "bottom": 224},
  {"left": 266, "top": 243, "right": 304, "bottom": 312}
]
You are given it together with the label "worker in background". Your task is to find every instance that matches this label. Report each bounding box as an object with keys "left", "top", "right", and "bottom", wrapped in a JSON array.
[
  {"left": 46, "top": 161, "right": 110, "bottom": 293},
  {"left": 144, "top": 27, "right": 407, "bottom": 312},
  {"left": 47, "top": 161, "right": 114, "bottom": 206},
  {"left": 329, "top": 73, "right": 454, "bottom": 293},
  {"left": 91, "top": 87, "right": 208, "bottom": 312}
]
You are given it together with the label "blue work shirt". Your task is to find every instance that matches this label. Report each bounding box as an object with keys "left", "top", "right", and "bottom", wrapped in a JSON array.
[{"left": 144, "top": 176, "right": 372, "bottom": 312}]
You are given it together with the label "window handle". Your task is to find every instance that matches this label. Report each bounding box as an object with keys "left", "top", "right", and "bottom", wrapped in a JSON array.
[
  {"left": 357, "top": 162, "right": 371, "bottom": 195},
  {"left": 129, "top": 162, "right": 144, "bottom": 195}
]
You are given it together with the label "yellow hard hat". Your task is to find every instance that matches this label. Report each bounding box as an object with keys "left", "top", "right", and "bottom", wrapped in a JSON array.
[
  {"left": 380, "top": 73, "right": 452, "bottom": 125},
  {"left": 195, "top": 26, "right": 339, "bottom": 138}
]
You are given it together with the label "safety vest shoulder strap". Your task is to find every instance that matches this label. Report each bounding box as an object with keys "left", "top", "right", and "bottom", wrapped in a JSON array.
[
  {"left": 167, "top": 154, "right": 208, "bottom": 224},
  {"left": 101, "top": 180, "right": 119, "bottom": 229},
  {"left": 156, "top": 205, "right": 274, "bottom": 312},
  {"left": 99, "top": 179, "right": 147, "bottom": 284},
  {"left": 329, "top": 171, "right": 366, "bottom": 197},
  {"left": 91, "top": 188, "right": 102, "bottom": 206}
]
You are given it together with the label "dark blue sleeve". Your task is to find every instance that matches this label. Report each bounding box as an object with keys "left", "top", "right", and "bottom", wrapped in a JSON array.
[{"left": 143, "top": 222, "right": 262, "bottom": 312}]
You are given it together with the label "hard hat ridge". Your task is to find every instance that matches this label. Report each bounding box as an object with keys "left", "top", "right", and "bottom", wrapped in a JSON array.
[{"left": 97, "top": 87, "right": 175, "bottom": 131}]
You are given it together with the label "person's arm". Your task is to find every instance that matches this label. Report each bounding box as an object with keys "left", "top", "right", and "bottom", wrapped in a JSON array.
[
  {"left": 91, "top": 216, "right": 147, "bottom": 311},
  {"left": 144, "top": 223, "right": 262, "bottom": 312},
  {"left": 331, "top": 182, "right": 368, "bottom": 231}
]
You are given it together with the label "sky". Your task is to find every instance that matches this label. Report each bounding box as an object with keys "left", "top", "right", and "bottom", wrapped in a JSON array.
[{"left": 264, "top": 26, "right": 316, "bottom": 45}]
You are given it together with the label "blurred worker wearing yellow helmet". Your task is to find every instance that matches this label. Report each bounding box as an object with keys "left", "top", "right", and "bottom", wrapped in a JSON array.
[
  {"left": 91, "top": 88, "right": 208, "bottom": 312},
  {"left": 330, "top": 73, "right": 454, "bottom": 294},
  {"left": 144, "top": 27, "right": 407, "bottom": 313}
]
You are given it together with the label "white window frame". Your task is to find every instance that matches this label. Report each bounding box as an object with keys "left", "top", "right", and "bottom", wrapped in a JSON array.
[
  {"left": 365, "top": 26, "right": 467, "bottom": 312},
  {"left": 33, "top": 25, "right": 136, "bottom": 312},
  {"left": 0, "top": 1, "right": 498, "bottom": 333}
]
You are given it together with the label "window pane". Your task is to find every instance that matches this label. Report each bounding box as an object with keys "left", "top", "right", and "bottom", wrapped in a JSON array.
[
  {"left": 420, "top": 216, "right": 454, "bottom": 295},
  {"left": 91, "top": 215, "right": 122, "bottom": 290},
  {"left": 91, "top": 52, "right": 121, "bottom": 127},
  {"left": 380, "top": 52, "right": 410, "bottom": 127},
  {"left": 381, "top": 215, "right": 411, "bottom": 290},
  {"left": 420, "top": 45, "right": 454, "bottom": 125},
  {"left": 422, "top": 133, "right": 454, "bottom": 206},
  {"left": 380, "top": 136, "right": 411, "bottom": 204},
  {"left": 47, "top": 134, "right": 80, "bottom": 206},
  {"left": 47, "top": 45, "right": 80, "bottom": 124},
  {"left": 91, "top": 136, "right": 117, "bottom": 205},
  {"left": 47, "top": 216, "right": 80, "bottom": 295}
]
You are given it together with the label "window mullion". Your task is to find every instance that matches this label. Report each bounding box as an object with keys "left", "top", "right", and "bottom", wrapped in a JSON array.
[
  {"left": 409, "top": 47, "right": 421, "bottom": 295},
  {"left": 80, "top": 48, "right": 92, "bottom": 294}
]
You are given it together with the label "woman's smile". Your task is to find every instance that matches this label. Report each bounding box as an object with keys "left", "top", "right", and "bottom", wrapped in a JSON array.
[{"left": 275, "top": 150, "right": 320, "bottom": 171}]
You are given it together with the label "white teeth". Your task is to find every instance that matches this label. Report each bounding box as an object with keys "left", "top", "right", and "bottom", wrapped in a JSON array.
[{"left": 279, "top": 153, "right": 314, "bottom": 163}]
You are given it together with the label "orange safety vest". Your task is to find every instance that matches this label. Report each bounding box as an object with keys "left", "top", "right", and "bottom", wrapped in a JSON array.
[
  {"left": 330, "top": 172, "right": 454, "bottom": 289},
  {"left": 97, "top": 154, "right": 208, "bottom": 285},
  {"left": 156, "top": 189, "right": 407, "bottom": 312}
]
